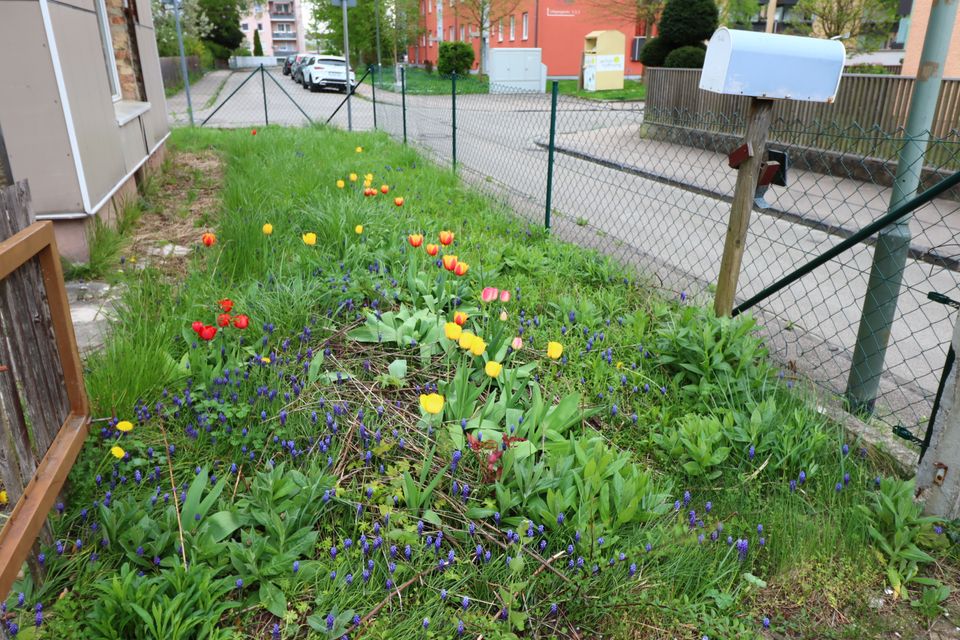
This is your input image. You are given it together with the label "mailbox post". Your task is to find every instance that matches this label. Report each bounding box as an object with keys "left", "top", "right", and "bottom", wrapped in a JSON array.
[{"left": 699, "top": 28, "right": 845, "bottom": 316}]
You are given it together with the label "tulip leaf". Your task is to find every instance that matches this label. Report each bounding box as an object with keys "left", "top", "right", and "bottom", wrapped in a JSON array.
[
  {"left": 306, "top": 352, "right": 326, "bottom": 385},
  {"left": 259, "top": 581, "right": 287, "bottom": 617},
  {"left": 388, "top": 359, "right": 408, "bottom": 380}
]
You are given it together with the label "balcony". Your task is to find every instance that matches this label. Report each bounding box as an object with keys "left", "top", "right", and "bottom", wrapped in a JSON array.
[
  {"left": 271, "top": 12, "right": 296, "bottom": 20},
  {"left": 273, "top": 32, "right": 298, "bottom": 40}
]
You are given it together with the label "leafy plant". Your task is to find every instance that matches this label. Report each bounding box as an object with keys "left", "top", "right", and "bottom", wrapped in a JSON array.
[
  {"left": 859, "top": 478, "right": 942, "bottom": 599},
  {"left": 654, "top": 413, "right": 730, "bottom": 480}
]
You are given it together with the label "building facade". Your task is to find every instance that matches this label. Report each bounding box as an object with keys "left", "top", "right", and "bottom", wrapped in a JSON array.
[
  {"left": 409, "top": 0, "right": 647, "bottom": 78},
  {"left": 0, "top": 0, "right": 170, "bottom": 261},
  {"left": 239, "top": 0, "right": 307, "bottom": 57},
  {"left": 900, "top": 0, "right": 960, "bottom": 77}
]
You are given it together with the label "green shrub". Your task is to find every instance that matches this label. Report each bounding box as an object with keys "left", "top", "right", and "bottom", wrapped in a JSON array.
[
  {"left": 639, "top": 36, "right": 672, "bottom": 67},
  {"left": 659, "top": 0, "right": 719, "bottom": 45},
  {"left": 203, "top": 40, "right": 232, "bottom": 61},
  {"left": 846, "top": 63, "right": 888, "bottom": 74},
  {"left": 437, "top": 41, "right": 474, "bottom": 76},
  {"left": 252, "top": 29, "right": 263, "bottom": 56},
  {"left": 664, "top": 44, "right": 707, "bottom": 69}
]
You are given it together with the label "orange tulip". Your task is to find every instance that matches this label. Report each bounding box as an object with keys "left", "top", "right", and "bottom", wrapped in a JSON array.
[
  {"left": 201, "top": 232, "right": 216, "bottom": 247},
  {"left": 394, "top": 197, "right": 404, "bottom": 207},
  {"left": 442, "top": 255, "right": 458, "bottom": 271},
  {"left": 454, "top": 262, "right": 469, "bottom": 276},
  {"left": 453, "top": 311, "right": 468, "bottom": 326},
  {"left": 408, "top": 233, "right": 424, "bottom": 247},
  {"left": 439, "top": 230, "right": 454, "bottom": 246},
  {"left": 380, "top": 184, "right": 389, "bottom": 194},
  {"left": 425, "top": 243, "right": 439, "bottom": 256}
]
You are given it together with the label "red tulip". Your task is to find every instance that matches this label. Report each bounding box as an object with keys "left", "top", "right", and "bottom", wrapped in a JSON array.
[
  {"left": 216, "top": 313, "right": 231, "bottom": 327},
  {"left": 394, "top": 197, "right": 404, "bottom": 207},
  {"left": 408, "top": 233, "right": 424, "bottom": 248},
  {"left": 191, "top": 320, "right": 203, "bottom": 334},
  {"left": 251, "top": 129, "right": 257, "bottom": 136},
  {"left": 199, "top": 325, "right": 217, "bottom": 341},
  {"left": 442, "top": 255, "right": 458, "bottom": 271},
  {"left": 380, "top": 184, "right": 389, "bottom": 194},
  {"left": 232, "top": 314, "right": 249, "bottom": 329},
  {"left": 454, "top": 262, "right": 469, "bottom": 276},
  {"left": 425, "top": 243, "right": 439, "bottom": 256},
  {"left": 201, "top": 232, "right": 216, "bottom": 247},
  {"left": 439, "top": 230, "right": 454, "bottom": 245},
  {"left": 218, "top": 298, "right": 234, "bottom": 312}
]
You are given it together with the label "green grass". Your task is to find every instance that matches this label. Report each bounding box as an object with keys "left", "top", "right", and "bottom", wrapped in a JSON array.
[
  {"left": 13, "top": 125, "right": 955, "bottom": 640},
  {"left": 376, "top": 67, "right": 490, "bottom": 95},
  {"left": 61, "top": 196, "right": 145, "bottom": 281},
  {"left": 556, "top": 78, "right": 646, "bottom": 101}
]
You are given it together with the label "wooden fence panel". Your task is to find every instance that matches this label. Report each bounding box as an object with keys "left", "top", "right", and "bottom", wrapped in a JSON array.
[{"left": 0, "top": 180, "right": 90, "bottom": 600}]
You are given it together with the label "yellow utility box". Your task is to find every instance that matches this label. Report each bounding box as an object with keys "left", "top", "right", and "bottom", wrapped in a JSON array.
[{"left": 582, "top": 30, "right": 625, "bottom": 91}]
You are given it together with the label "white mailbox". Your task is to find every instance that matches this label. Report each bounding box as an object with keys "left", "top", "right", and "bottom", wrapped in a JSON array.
[{"left": 699, "top": 28, "right": 845, "bottom": 102}]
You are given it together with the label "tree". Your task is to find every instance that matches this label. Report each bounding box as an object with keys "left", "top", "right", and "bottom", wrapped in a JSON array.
[
  {"left": 796, "top": 0, "right": 897, "bottom": 52},
  {"left": 152, "top": 0, "right": 212, "bottom": 56},
  {"left": 253, "top": 29, "right": 263, "bottom": 55},
  {"left": 198, "top": 0, "right": 246, "bottom": 59},
  {"left": 640, "top": 0, "right": 717, "bottom": 67},
  {"left": 451, "top": 0, "right": 525, "bottom": 74},
  {"left": 314, "top": 0, "right": 409, "bottom": 66},
  {"left": 719, "top": 0, "right": 759, "bottom": 28},
  {"left": 664, "top": 44, "right": 707, "bottom": 68}
]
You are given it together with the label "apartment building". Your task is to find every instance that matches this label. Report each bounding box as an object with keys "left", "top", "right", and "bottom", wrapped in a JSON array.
[{"left": 239, "top": 0, "right": 307, "bottom": 57}]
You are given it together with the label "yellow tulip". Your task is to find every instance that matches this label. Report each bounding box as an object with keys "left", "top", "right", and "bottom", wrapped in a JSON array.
[
  {"left": 484, "top": 361, "right": 502, "bottom": 378},
  {"left": 419, "top": 393, "right": 445, "bottom": 415},
  {"left": 262, "top": 222, "right": 274, "bottom": 235},
  {"left": 302, "top": 232, "right": 317, "bottom": 246},
  {"left": 364, "top": 179, "right": 373, "bottom": 188},
  {"left": 470, "top": 339, "right": 487, "bottom": 357},
  {"left": 116, "top": 420, "right": 133, "bottom": 433},
  {"left": 110, "top": 446, "right": 126, "bottom": 459},
  {"left": 458, "top": 331, "right": 476, "bottom": 350},
  {"left": 356, "top": 146, "right": 363, "bottom": 153},
  {"left": 261, "top": 356, "right": 271, "bottom": 364},
  {"left": 547, "top": 341, "right": 563, "bottom": 360},
  {"left": 444, "top": 322, "right": 462, "bottom": 341},
  {"left": 336, "top": 179, "right": 345, "bottom": 189},
  {"left": 349, "top": 173, "right": 358, "bottom": 182},
  {"left": 365, "top": 173, "right": 374, "bottom": 181},
  {"left": 355, "top": 225, "right": 364, "bottom": 235}
]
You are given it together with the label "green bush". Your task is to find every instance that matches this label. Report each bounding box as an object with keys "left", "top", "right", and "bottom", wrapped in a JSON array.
[
  {"left": 252, "top": 29, "right": 263, "bottom": 56},
  {"left": 203, "top": 40, "right": 232, "bottom": 62},
  {"left": 846, "top": 63, "right": 889, "bottom": 75},
  {"left": 437, "top": 41, "right": 474, "bottom": 76},
  {"left": 664, "top": 44, "right": 707, "bottom": 69},
  {"left": 639, "top": 36, "right": 672, "bottom": 67},
  {"left": 659, "top": 0, "right": 719, "bottom": 45}
]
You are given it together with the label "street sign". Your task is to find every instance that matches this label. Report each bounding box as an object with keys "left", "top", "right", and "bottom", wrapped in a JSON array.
[{"left": 330, "top": 0, "right": 357, "bottom": 6}]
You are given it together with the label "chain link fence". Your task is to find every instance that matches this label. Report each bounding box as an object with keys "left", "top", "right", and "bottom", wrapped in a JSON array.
[{"left": 181, "top": 63, "right": 960, "bottom": 455}]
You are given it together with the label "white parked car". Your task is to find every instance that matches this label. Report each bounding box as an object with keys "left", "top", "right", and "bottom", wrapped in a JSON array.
[{"left": 303, "top": 56, "right": 356, "bottom": 93}]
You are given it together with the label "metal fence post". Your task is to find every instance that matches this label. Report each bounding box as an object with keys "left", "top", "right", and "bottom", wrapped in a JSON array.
[
  {"left": 172, "top": 0, "right": 194, "bottom": 126},
  {"left": 846, "top": 0, "right": 959, "bottom": 414},
  {"left": 544, "top": 80, "right": 559, "bottom": 230},
  {"left": 401, "top": 66, "right": 407, "bottom": 145},
  {"left": 452, "top": 72, "right": 457, "bottom": 172},
  {"left": 260, "top": 64, "right": 268, "bottom": 126},
  {"left": 370, "top": 64, "right": 378, "bottom": 130}
]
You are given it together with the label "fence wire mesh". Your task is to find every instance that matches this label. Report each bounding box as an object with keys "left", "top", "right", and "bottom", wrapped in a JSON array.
[{"left": 186, "top": 62, "right": 960, "bottom": 453}]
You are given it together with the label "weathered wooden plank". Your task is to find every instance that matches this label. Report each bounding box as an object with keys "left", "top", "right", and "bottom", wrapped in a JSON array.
[{"left": 0, "top": 184, "right": 70, "bottom": 455}]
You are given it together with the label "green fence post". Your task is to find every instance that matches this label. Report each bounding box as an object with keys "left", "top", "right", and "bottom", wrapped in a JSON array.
[
  {"left": 370, "top": 65, "right": 378, "bottom": 130},
  {"left": 846, "top": 0, "right": 959, "bottom": 414},
  {"left": 260, "top": 64, "right": 268, "bottom": 126},
  {"left": 451, "top": 72, "right": 457, "bottom": 172},
  {"left": 545, "top": 81, "right": 559, "bottom": 230},
  {"left": 401, "top": 66, "right": 407, "bottom": 145}
]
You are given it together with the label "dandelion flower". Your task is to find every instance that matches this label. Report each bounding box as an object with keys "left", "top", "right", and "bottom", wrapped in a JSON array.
[
  {"left": 262, "top": 223, "right": 273, "bottom": 235},
  {"left": 110, "top": 446, "right": 125, "bottom": 459},
  {"left": 116, "top": 421, "right": 133, "bottom": 433},
  {"left": 355, "top": 225, "right": 364, "bottom": 235},
  {"left": 302, "top": 232, "right": 317, "bottom": 246}
]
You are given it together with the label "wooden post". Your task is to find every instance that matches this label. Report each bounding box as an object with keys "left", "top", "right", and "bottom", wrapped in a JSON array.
[
  {"left": 764, "top": 0, "right": 778, "bottom": 33},
  {"left": 714, "top": 97, "right": 774, "bottom": 317}
]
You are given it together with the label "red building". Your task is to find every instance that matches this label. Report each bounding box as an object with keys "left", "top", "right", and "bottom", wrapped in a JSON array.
[{"left": 408, "top": 0, "right": 650, "bottom": 78}]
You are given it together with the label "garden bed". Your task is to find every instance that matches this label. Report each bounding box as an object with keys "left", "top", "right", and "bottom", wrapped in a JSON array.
[{"left": 4, "top": 126, "right": 957, "bottom": 640}]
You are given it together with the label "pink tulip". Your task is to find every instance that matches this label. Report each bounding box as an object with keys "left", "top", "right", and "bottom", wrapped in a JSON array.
[
  {"left": 511, "top": 336, "right": 523, "bottom": 350},
  {"left": 500, "top": 290, "right": 511, "bottom": 303},
  {"left": 481, "top": 287, "right": 499, "bottom": 303}
]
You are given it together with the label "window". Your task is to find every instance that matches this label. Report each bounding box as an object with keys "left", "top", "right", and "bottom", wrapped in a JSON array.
[
  {"left": 429, "top": 30, "right": 433, "bottom": 46},
  {"left": 460, "top": 25, "right": 465, "bottom": 41},
  {"left": 509, "top": 15, "right": 515, "bottom": 41},
  {"left": 428, "top": 0, "right": 431, "bottom": 12},
  {"left": 449, "top": 26, "right": 454, "bottom": 41},
  {"left": 93, "top": 0, "right": 121, "bottom": 101},
  {"left": 521, "top": 12, "right": 528, "bottom": 40},
  {"left": 242, "top": 23, "right": 249, "bottom": 30},
  {"left": 257, "top": 22, "right": 262, "bottom": 30},
  {"left": 498, "top": 18, "right": 503, "bottom": 42}
]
